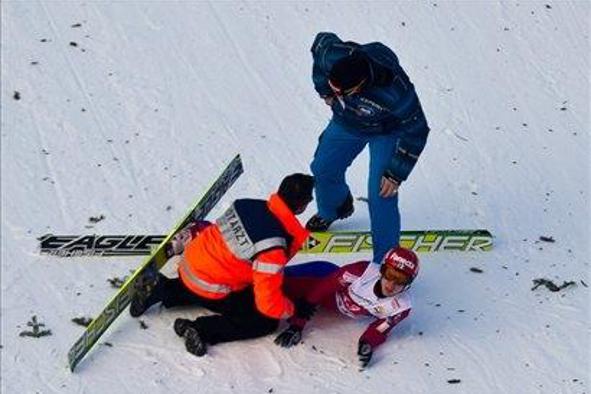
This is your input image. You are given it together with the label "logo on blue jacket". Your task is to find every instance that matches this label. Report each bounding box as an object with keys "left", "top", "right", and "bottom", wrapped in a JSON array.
[{"left": 356, "top": 105, "right": 376, "bottom": 116}]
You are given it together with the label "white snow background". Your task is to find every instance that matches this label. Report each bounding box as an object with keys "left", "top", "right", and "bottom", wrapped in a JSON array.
[{"left": 1, "top": 1, "right": 589, "bottom": 393}]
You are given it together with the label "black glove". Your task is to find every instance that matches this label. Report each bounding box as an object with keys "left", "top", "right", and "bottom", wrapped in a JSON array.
[
  {"left": 274, "top": 325, "right": 302, "bottom": 348},
  {"left": 294, "top": 299, "right": 317, "bottom": 320},
  {"left": 357, "top": 341, "right": 373, "bottom": 368}
]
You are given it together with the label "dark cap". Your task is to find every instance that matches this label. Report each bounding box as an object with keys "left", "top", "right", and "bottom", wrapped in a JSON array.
[
  {"left": 328, "top": 51, "right": 371, "bottom": 91},
  {"left": 278, "top": 174, "right": 314, "bottom": 211}
]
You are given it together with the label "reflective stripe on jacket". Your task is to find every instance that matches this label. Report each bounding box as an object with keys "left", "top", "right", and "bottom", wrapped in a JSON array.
[{"left": 179, "top": 193, "right": 309, "bottom": 319}]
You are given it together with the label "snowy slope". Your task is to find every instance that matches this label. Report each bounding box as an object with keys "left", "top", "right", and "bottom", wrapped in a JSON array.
[{"left": 1, "top": 1, "right": 589, "bottom": 393}]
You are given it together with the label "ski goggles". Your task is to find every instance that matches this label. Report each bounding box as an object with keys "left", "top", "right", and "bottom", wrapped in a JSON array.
[{"left": 380, "top": 264, "right": 412, "bottom": 286}]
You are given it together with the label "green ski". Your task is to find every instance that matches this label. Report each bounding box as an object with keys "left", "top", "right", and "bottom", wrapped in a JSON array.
[
  {"left": 67, "top": 154, "right": 243, "bottom": 372},
  {"left": 301, "top": 229, "right": 493, "bottom": 253}
]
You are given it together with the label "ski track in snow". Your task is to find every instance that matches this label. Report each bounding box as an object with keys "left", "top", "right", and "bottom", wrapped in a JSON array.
[
  {"left": 39, "top": 2, "right": 142, "bottom": 196},
  {"left": 1, "top": 1, "right": 589, "bottom": 394}
]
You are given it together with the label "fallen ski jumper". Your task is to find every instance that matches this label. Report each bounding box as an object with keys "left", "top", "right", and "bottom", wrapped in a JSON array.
[{"left": 277, "top": 247, "right": 420, "bottom": 368}]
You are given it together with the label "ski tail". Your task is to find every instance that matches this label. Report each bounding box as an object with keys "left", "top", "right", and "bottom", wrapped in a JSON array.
[{"left": 67, "top": 154, "right": 243, "bottom": 372}]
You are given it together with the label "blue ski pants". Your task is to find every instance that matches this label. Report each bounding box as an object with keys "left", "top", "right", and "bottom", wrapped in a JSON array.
[{"left": 310, "top": 120, "right": 401, "bottom": 264}]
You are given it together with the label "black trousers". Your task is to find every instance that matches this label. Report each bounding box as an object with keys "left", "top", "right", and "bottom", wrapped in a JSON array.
[{"left": 156, "top": 275, "right": 279, "bottom": 345}]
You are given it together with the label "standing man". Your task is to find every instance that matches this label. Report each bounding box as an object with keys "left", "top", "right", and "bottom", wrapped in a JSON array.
[
  {"left": 307, "top": 32, "right": 430, "bottom": 265},
  {"left": 130, "top": 174, "right": 316, "bottom": 357}
]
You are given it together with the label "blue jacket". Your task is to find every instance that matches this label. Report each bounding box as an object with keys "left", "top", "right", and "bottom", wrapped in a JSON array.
[{"left": 311, "top": 32, "right": 430, "bottom": 182}]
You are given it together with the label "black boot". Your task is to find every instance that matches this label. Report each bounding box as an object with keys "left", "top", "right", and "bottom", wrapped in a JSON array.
[
  {"left": 129, "top": 270, "right": 164, "bottom": 317},
  {"left": 306, "top": 193, "right": 354, "bottom": 231},
  {"left": 305, "top": 214, "right": 333, "bottom": 232},
  {"left": 336, "top": 193, "right": 355, "bottom": 219},
  {"left": 173, "top": 318, "right": 193, "bottom": 337},
  {"left": 174, "top": 318, "right": 208, "bottom": 356},
  {"left": 184, "top": 327, "right": 207, "bottom": 356}
]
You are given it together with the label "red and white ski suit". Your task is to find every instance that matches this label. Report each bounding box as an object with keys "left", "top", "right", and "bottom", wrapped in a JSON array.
[{"left": 284, "top": 261, "right": 411, "bottom": 348}]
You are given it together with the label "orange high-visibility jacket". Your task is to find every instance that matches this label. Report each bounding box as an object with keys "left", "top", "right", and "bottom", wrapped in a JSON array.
[{"left": 179, "top": 193, "right": 309, "bottom": 319}]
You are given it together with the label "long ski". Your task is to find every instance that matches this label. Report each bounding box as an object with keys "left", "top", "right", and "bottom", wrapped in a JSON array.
[
  {"left": 45, "top": 229, "right": 492, "bottom": 258},
  {"left": 67, "top": 154, "right": 243, "bottom": 372}
]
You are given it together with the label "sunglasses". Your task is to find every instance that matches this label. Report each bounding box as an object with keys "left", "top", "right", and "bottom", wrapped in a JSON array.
[
  {"left": 328, "top": 78, "right": 367, "bottom": 97},
  {"left": 380, "top": 264, "right": 411, "bottom": 286}
]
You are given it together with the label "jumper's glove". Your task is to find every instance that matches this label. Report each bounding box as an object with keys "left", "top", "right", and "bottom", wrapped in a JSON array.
[
  {"left": 357, "top": 340, "right": 374, "bottom": 368},
  {"left": 294, "top": 299, "right": 317, "bottom": 320},
  {"left": 274, "top": 325, "right": 303, "bottom": 348}
]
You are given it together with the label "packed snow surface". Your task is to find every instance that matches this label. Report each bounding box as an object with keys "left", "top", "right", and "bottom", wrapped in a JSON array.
[{"left": 1, "top": 1, "right": 589, "bottom": 393}]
